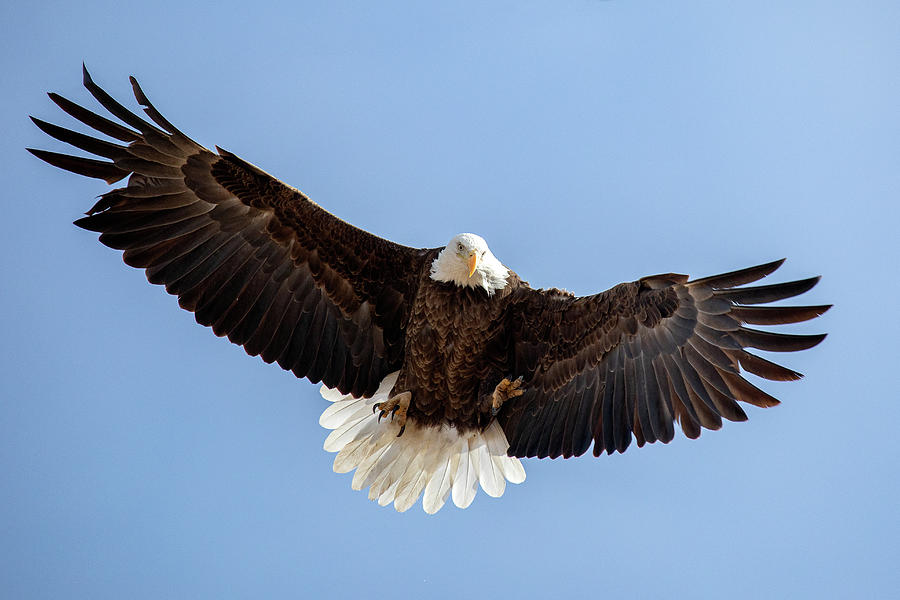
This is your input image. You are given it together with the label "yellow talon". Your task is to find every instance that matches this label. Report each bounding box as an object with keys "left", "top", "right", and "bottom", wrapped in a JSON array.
[{"left": 374, "top": 391, "right": 412, "bottom": 436}]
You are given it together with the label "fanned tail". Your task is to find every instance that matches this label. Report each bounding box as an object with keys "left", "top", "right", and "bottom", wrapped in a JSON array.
[{"left": 319, "top": 372, "right": 525, "bottom": 513}]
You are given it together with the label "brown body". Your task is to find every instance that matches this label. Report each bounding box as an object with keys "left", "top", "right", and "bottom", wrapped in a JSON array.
[{"left": 396, "top": 261, "right": 523, "bottom": 430}]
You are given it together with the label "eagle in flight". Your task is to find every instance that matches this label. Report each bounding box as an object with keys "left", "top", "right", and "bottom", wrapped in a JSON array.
[{"left": 30, "top": 68, "right": 829, "bottom": 513}]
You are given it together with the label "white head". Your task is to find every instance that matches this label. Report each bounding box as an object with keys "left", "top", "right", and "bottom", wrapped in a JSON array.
[{"left": 430, "top": 233, "right": 509, "bottom": 295}]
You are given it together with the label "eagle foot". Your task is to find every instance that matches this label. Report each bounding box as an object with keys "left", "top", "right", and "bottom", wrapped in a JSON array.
[
  {"left": 374, "top": 391, "right": 412, "bottom": 437},
  {"left": 492, "top": 376, "right": 524, "bottom": 416}
]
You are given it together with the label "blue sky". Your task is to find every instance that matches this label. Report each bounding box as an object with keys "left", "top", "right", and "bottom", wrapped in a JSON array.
[{"left": 2, "top": 1, "right": 898, "bottom": 598}]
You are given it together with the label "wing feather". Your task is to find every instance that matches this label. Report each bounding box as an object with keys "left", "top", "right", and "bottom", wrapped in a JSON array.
[
  {"left": 499, "top": 261, "right": 826, "bottom": 458},
  {"left": 27, "top": 148, "right": 128, "bottom": 184},
  {"left": 31, "top": 69, "right": 430, "bottom": 397},
  {"left": 47, "top": 91, "right": 140, "bottom": 142}
]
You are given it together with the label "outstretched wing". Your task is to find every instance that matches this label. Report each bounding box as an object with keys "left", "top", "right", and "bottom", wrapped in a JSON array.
[
  {"left": 497, "top": 260, "right": 829, "bottom": 459},
  {"left": 29, "top": 67, "right": 431, "bottom": 398}
]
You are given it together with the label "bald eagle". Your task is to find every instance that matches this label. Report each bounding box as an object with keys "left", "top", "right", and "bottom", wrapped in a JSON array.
[{"left": 30, "top": 69, "right": 829, "bottom": 513}]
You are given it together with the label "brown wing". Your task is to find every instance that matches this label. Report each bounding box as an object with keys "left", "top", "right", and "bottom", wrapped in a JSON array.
[
  {"left": 29, "top": 67, "right": 431, "bottom": 398},
  {"left": 497, "top": 260, "right": 830, "bottom": 459}
]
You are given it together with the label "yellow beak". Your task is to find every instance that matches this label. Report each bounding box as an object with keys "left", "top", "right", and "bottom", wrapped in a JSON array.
[{"left": 467, "top": 252, "right": 478, "bottom": 277}]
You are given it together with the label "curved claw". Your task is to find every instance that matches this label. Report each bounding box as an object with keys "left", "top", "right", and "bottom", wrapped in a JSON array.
[
  {"left": 373, "top": 391, "right": 411, "bottom": 436},
  {"left": 491, "top": 376, "right": 525, "bottom": 416}
]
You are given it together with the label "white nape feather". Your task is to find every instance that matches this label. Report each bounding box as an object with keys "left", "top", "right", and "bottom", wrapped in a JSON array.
[
  {"left": 319, "top": 372, "right": 526, "bottom": 513},
  {"left": 429, "top": 233, "right": 509, "bottom": 296}
]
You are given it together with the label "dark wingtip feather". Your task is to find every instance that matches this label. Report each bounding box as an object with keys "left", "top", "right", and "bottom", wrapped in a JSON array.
[
  {"left": 73, "top": 215, "right": 99, "bottom": 231},
  {"left": 128, "top": 75, "right": 181, "bottom": 136},
  {"left": 689, "top": 258, "right": 786, "bottom": 289},
  {"left": 79, "top": 66, "right": 164, "bottom": 136},
  {"left": 82, "top": 62, "right": 92, "bottom": 87},
  {"left": 30, "top": 114, "right": 68, "bottom": 139},
  {"left": 26, "top": 148, "right": 128, "bottom": 184},
  {"left": 46, "top": 92, "right": 141, "bottom": 143},
  {"left": 732, "top": 350, "right": 805, "bottom": 381},
  {"left": 732, "top": 304, "right": 832, "bottom": 325},
  {"left": 735, "top": 328, "right": 828, "bottom": 352},
  {"left": 715, "top": 276, "right": 821, "bottom": 305},
  {"left": 30, "top": 116, "right": 124, "bottom": 160},
  {"left": 28, "top": 116, "right": 62, "bottom": 142},
  {"left": 129, "top": 75, "right": 152, "bottom": 110}
]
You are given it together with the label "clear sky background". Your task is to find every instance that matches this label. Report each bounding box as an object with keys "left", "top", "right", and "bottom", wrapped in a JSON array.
[{"left": 2, "top": 1, "right": 897, "bottom": 598}]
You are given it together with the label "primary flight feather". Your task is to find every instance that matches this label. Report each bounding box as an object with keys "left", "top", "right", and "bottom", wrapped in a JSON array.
[{"left": 29, "top": 68, "right": 829, "bottom": 513}]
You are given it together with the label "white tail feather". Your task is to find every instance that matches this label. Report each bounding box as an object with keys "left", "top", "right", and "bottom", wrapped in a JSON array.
[
  {"left": 422, "top": 454, "right": 453, "bottom": 514},
  {"left": 451, "top": 437, "right": 474, "bottom": 509},
  {"left": 318, "top": 371, "right": 526, "bottom": 513}
]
